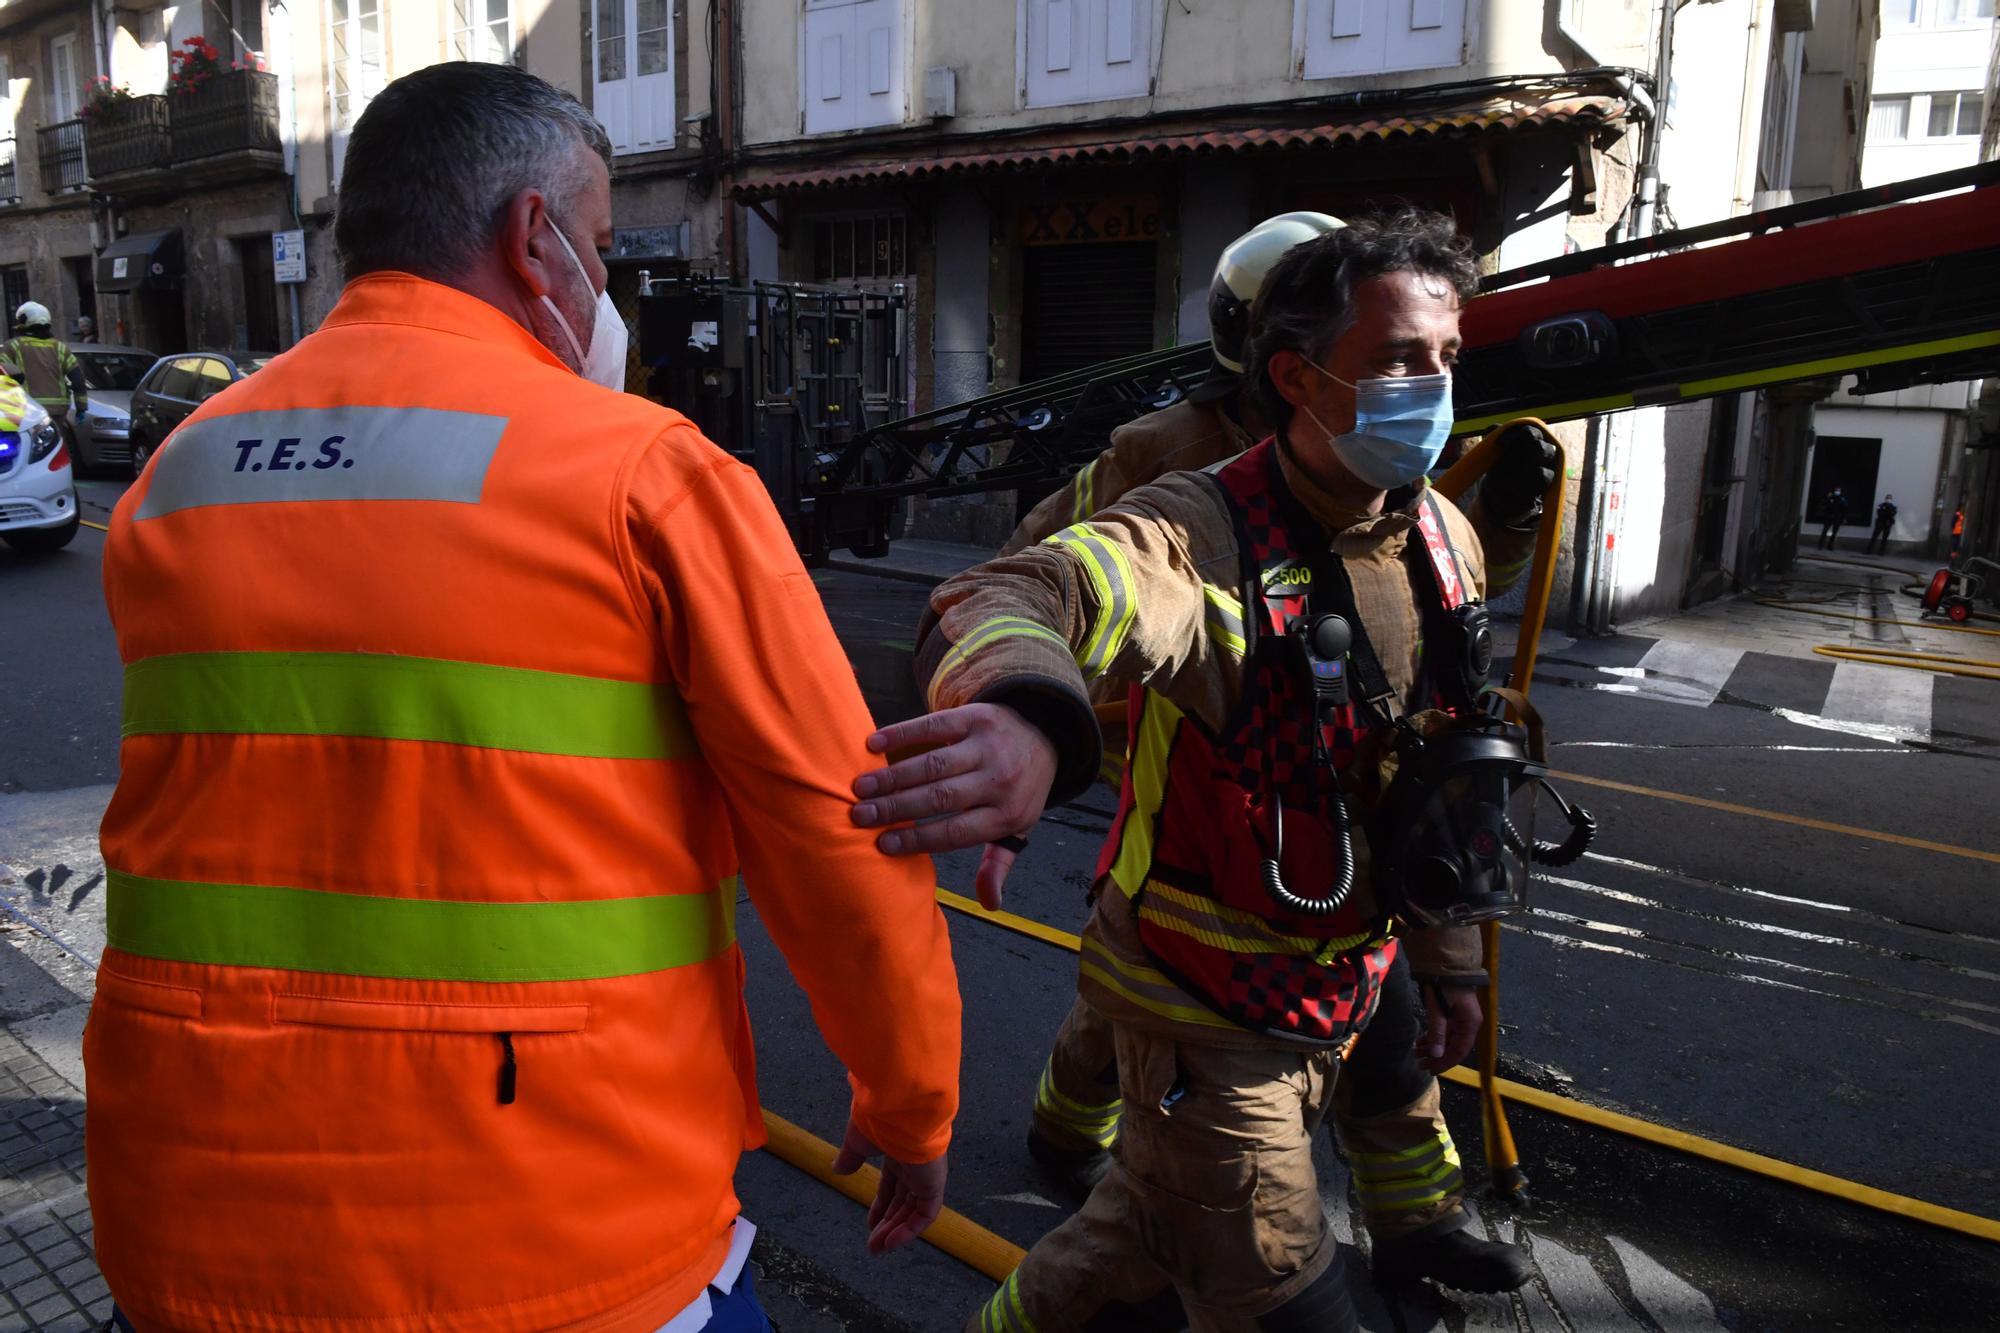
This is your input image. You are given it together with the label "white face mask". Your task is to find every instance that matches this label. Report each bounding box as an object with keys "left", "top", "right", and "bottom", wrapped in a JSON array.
[{"left": 539, "top": 220, "right": 628, "bottom": 391}]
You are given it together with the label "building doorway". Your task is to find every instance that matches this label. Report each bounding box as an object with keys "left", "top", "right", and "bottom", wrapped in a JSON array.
[
  {"left": 1805, "top": 435, "right": 1883, "bottom": 530},
  {"left": 1020, "top": 240, "right": 1158, "bottom": 383},
  {"left": 64, "top": 255, "right": 96, "bottom": 336},
  {"left": 235, "top": 237, "right": 279, "bottom": 351},
  {"left": 1, "top": 265, "right": 29, "bottom": 336}
]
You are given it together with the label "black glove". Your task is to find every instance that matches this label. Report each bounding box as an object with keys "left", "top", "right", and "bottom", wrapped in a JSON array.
[{"left": 1481, "top": 422, "right": 1560, "bottom": 529}]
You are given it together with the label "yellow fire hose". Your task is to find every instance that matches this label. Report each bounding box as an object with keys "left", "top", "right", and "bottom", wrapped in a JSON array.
[
  {"left": 1434, "top": 420, "right": 1566, "bottom": 1204},
  {"left": 1752, "top": 597, "right": 2000, "bottom": 682}
]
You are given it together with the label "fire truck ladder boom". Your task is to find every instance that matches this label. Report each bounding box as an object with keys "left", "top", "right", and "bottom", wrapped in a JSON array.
[{"left": 802, "top": 161, "right": 2000, "bottom": 560}]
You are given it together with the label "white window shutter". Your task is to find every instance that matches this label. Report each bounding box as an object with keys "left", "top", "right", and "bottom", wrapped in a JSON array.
[
  {"left": 1331, "top": 0, "right": 1364, "bottom": 38},
  {"left": 820, "top": 33, "right": 844, "bottom": 101},
  {"left": 867, "top": 24, "right": 891, "bottom": 94},
  {"left": 1106, "top": 0, "right": 1134, "bottom": 63},
  {"left": 1047, "top": 0, "right": 1073, "bottom": 71}
]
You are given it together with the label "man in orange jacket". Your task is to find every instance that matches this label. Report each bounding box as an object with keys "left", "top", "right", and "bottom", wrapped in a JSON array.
[{"left": 89, "top": 62, "right": 960, "bottom": 1333}]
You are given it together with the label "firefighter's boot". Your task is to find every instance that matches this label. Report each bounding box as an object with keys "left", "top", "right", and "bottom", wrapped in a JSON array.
[{"left": 1371, "top": 1225, "right": 1534, "bottom": 1293}]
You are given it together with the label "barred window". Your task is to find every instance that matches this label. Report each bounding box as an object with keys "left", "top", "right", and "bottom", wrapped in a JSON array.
[{"left": 812, "top": 215, "right": 909, "bottom": 280}]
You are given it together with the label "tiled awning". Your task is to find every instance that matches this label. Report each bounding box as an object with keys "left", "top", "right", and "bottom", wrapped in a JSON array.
[{"left": 731, "top": 94, "right": 1626, "bottom": 200}]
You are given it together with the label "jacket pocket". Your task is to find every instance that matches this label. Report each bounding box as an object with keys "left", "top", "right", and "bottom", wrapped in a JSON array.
[
  {"left": 95, "top": 969, "right": 204, "bottom": 1020},
  {"left": 272, "top": 995, "right": 588, "bottom": 1033},
  {"left": 273, "top": 995, "right": 589, "bottom": 1107}
]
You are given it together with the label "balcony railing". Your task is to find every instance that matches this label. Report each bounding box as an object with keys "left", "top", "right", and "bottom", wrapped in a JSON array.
[
  {"left": 0, "top": 139, "right": 16, "bottom": 203},
  {"left": 83, "top": 95, "right": 172, "bottom": 178},
  {"left": 36, "top": 119, "right": 86, "bottom": 193},
  {"left": 170, "top": 70, "right": 280, "bottom": 164}
]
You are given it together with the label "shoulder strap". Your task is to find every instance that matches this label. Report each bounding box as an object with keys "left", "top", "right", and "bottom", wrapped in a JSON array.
[{"left": 1413, "top": 490, "right": 1475, "bottom": 610}]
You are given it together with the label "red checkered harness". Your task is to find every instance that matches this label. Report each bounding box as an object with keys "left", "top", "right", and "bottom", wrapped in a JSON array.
[{"left": 1095, "top": 439, "right": 1473, "bottom": 1044}]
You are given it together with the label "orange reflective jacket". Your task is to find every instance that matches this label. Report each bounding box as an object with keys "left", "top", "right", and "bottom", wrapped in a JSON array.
[{"left": 90, "top": 274, "right": 960, "bottom": 1333}]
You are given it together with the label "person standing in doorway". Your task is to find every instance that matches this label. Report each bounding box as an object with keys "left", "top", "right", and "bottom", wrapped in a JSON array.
[
  {"left": 1819, "top": 486, "right": 1847, "bottom": 550},
  {"left": 1867, "top": 495, "right": 1897, "bottom": 555}
]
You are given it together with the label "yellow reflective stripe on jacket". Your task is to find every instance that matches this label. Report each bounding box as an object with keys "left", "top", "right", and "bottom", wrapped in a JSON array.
[
  {"left": 1108, "top": 690, "right": 1182, "bottom": 898},
  {"left": 1049, "top": 522, "right": 1137, "bottom": 678},
  {"left": 1078, "top": 934, "right": 1238, "bottom": 1032},
  {"left": 1202, "top": 582, "right": 1248, "bottom": 659},
  {"left": 1138, "top": 879, "right": 1378, "bottom": 959},
  {"left": 1070, "top": 456, "right": 1099, "bottom": 526},
  {"left": 928, "top": 616, "right": 1072, "bottom": 710},
  {"left": 978, "top": 1269, "right": 1035, "bottom": 1332}
]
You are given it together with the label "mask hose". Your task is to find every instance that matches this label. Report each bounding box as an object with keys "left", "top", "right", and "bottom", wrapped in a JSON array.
[
  {"left": 1261, "top": 790, "right": 1358, "bottom": 917},
  {"left": 1504, "top": 779, "right": 1596, "bottom": 868}
]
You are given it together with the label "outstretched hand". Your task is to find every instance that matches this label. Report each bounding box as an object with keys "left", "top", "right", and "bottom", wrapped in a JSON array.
[
  {"left": 829, "top": 1118, "right": 948, "bottom": 1256},
  {"left": 850, "top": 702, "right": 1058, "bottom": 909}
]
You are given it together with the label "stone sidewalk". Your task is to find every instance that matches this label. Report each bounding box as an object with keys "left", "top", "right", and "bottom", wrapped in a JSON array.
[{"left": 0, "top": 1028, "right": 101, "bottom": 1333}]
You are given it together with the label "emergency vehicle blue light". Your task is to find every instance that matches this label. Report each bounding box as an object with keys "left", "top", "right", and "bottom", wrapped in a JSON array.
[{"left": 0, "top": 430, "right": 18, "bottom": 461}]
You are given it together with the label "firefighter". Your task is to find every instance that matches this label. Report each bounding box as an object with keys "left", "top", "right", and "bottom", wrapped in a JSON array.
[
  {"left": 1007, "top": 219, "right": 1554, "bottom": 1298},
  {"left": 855, "top": 211, "right": 1549, "bottom": 1329},
  {"left": 89, "top": 63, "right": 961, "bottom": 1333},
  {"left": 2, "top": 302, "right": 88, "bottom": 439}
]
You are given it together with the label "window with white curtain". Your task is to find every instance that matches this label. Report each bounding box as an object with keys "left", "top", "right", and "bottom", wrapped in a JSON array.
[
  {"left": 450, "top": 0, "right": 514, "bottom": 63},
  {"left": 1941, "top": 0, "right": 1995, "bottom": 24},
  {"left": 1866, "top": 95, "right": 1910, "bottom": 140},
  {"left": 330, "top": 0, "right": 386, "bottom": 185},
  {"left": 593, "top": 0, "right": 675, "bottom": 154}
]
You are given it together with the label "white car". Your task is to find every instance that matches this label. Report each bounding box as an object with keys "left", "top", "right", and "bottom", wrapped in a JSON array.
[{"left": 0, "top": 391, "right": 80, "bottom": 553}]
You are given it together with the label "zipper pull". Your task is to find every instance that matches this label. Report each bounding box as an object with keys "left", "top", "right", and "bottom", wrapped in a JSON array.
[{"left": 497, "top": 1032, "right": 517, "bottom": 1106}]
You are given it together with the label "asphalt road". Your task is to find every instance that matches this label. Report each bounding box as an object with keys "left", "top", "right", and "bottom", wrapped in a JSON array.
[{"left": 4, "top": 480, "right": 1998, "bottom": 1331}]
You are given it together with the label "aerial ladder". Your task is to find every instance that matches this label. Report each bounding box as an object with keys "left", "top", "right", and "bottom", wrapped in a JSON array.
[{"left": 634, "top": 161, "right": 1998, "bottom": 562}]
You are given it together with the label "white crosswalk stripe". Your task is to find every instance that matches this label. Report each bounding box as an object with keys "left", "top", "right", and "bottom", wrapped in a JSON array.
[
  {"left": 1820, "top": 660, "right": 1934, "bottom": 744},
  {"left": 1610, "top": 1234, "right": 1727, "bottom": 1331},
  {"left": 1623, "top": 641, "right": 1747, "bottom": 708}
]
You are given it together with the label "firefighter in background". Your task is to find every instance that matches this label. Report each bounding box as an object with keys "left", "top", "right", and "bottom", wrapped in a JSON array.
[
  {"left": 2, "top": 302, "right": 89, "bottom": 443},
  {"left": 89, "top": 63, "right": 960, "bottom": 1333},
  {"left": 853, "top": 212, "right": 1558, "bottom": 1328},
  {"left": 1004, "top": 214, "right": 1556, "bottom": 1297}
]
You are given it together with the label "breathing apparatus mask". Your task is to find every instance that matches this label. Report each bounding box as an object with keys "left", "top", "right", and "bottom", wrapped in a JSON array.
[
  {"left": 1367, "top": 693, "right": 1595, "bottom": 928},
  {"left": 538, "top": 220, "right": 629, "bottom": 391},
  {"left": 1261, "top": 589, "right": 1595, "bottom": 926}
]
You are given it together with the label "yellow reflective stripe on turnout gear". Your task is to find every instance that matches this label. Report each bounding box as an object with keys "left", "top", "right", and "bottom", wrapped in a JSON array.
[
  {"left": 1078, "top": 934, "right": 1238, "bottom": 1032},
  {"left": 979, "top": 1270, "right": 1035, "bottom": 1333},
  {"left": 1049, "top": 522, "right": 1138, "bottom": 677},
  {"left": 1349, "top": 1136, "right": 1464, "bottom": 1214},
  {"left": 1108, "top": 690, "right": 1181, "bottom": 898},
  {"left": 1034, "top": 1062, "right": 1120, "bottom": 1148},
  {"left": 1070, "top": 456, "right": 1099, "bottom": 525},
  {"left": 928, "top": 616, "right": 1073, "bottom": 710},
  {"left": 1137, "top": 879, "right": 1379, "bottom": 959},
  {"left": 1202, "top": 582, "right": 1248, "bottom": 658}
]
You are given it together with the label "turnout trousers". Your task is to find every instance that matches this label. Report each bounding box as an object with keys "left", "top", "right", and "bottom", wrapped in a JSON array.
[
  {"left": 977, "top": 1021, "right": 1343, "bottom": 1332},
  {"left": 1032, "top": 950, "right": 1468, "bottom": 1244}
]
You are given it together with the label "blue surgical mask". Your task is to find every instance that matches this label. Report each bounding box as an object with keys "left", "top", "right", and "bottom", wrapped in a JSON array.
[{"left": 1301, "top": 365, "right": 1455, "bottom": 491}]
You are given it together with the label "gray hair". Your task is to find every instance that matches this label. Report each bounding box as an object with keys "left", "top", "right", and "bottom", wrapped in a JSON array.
[{"left": 335, "top": 62, "right": 613, "bottom": 282}]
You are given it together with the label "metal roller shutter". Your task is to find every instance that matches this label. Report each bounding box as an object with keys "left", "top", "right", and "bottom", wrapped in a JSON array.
[{"left": 1021, "top": 241, "right": 1158, "bottom": 383}]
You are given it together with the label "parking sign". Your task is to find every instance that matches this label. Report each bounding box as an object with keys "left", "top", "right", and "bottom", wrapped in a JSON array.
[{"left": 273, "top": 230, "right": 307, "bottom": 285}]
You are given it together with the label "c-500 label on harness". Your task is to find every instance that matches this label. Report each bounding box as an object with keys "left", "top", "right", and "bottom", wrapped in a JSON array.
[{"left": 136, "top": 406, "right": 510, "bottom": 520}]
